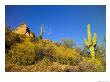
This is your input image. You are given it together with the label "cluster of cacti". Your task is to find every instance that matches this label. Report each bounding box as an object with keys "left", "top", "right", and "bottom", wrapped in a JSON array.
[
  {"left": 84, "top": 24, "right": 97, "bottom": 59},
  {"left": 39, "top": 24, "right": 44, "bottom": 39}
]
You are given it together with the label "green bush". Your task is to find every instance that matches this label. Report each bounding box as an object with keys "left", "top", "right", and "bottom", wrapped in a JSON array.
[
  {"left": 52, "top": 46, "right": 82, "bottom": 65},
  {"left": 6, "top": 38, "right": 37, "bottom": 66},
  {"left": 35, "top": 40, "right": 55, "bottom": 60},
  {"left": 35, "top": 40, "right": 83, "bottom": 65},
  {"left": 40, "top": 57, "right": 52, "bottom": 66},
  {"left": 79, "top": 57, "right": 105, "bottom": 72},
  {"left": 5, "top": 26, "right": 24, "bottom": 52},
  {"left": 61, "top": 38, "right": 76, "bottom": 48}
]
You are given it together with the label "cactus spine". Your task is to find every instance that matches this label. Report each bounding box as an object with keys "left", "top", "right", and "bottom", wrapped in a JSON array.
[
  {"left": 39, "top": 24, "right": 44, "bottom": 39},
  {"left": 84, "top": 24, "right": 97, "bottom": 59}
]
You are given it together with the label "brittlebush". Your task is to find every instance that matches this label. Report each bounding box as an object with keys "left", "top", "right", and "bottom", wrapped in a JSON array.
[{"left": 6, "top": 38, "right": 37, "bottom": 65}]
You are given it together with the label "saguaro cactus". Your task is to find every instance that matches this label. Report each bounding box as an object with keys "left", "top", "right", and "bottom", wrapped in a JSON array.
[
  {"left": 84, "top": 24, "right": 97, "bottom": 59},
  {"left": 39, "top": 24, "right": 44, "bottom": 39}
]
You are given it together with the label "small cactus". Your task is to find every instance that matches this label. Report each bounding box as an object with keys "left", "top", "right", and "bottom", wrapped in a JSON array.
[
  {"left": 84, "top": 24, "right": 97, "bottom": 59},
  {"left": 39, "top": 24, "right": 44, "bottom": 39}
]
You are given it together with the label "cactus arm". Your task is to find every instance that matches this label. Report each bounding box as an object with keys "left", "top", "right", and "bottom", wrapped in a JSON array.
[
  {"left": 84, "top": 38, "right": 89, "bottom": 47},
  {"left": 93, "top": 33, "right": 97, "bottom": 46},
  {"left": 87, "top": 24, "right": 92, "bottom": 45}
]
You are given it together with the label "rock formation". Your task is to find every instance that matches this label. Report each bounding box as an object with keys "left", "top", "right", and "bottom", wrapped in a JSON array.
[{"left": 14, "top": 24, "right": 35, "bottom": 38}]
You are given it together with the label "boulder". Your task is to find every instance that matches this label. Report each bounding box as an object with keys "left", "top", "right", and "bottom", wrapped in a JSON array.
[{"left": 14, "top": 24, "right": 35, "bottom": 38}]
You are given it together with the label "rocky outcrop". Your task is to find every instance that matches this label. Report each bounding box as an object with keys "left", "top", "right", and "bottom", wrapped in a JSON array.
[{"left": 14, "top": 24, "right": 35, "bottom": 38}]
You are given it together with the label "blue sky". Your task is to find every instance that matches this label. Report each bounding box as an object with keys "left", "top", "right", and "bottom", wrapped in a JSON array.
[{"left": 5, "top": 5, "right": 106, "bottom": 46}]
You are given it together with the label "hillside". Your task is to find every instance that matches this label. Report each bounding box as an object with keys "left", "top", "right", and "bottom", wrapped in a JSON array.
[{"left": 5, "top": 24, "right": 106, "bottom": 72}]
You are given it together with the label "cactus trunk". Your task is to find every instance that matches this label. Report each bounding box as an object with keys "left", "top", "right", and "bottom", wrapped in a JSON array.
[
  {"left": 90, "top": 46, "right": 95, "bottom": 59},
  {"left": 87, "top": 24, "right": 92, "bottom": 46}
]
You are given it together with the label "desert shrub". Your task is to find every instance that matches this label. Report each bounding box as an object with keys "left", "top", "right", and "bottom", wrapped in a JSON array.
[
  {"left": 52, "top": 46, "right": 82, "bottom": 65},
  {"left": 39, "top": 57, "right": 52, "bottom": 66},
  {"left": 5, "top": 38, "right": 37, "bottom": 66},
  {"left": 34, "top": 37, "right": 39, "bottom": 42},
  {"left": 61, "top": 38, "right": 76, "bottom": 48},
  {"left": 96, "top": 45, "right": 106, "bottom": 57},
  {"left": 35, "top": 39, "right": 55, "bottom": 60},
  {"left": 5, "top": 26, "right": 25, "bottom": 52},
  {"left": 95, "top": 45, "right": 106, "bottom": 71},
  {"left": 78, "top": 57, "right": 105, "bottom": 72},
  {"left": 36, "top": 39, "right": 82, "bottom": 65}
]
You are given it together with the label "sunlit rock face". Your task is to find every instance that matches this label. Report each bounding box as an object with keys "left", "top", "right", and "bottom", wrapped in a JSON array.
[{"left": 14, "top": 24, "right": 35, "bottom": 38}]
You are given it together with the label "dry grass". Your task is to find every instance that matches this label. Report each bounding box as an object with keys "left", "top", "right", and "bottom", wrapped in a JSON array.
[{"left": 5, "top": 27, "right": 106, "bottom": 72}]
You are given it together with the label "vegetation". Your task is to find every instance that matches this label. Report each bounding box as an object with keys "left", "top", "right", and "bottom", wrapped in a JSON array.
[
  {"left": 5, "top": 24, "right": 106, "bottom": 72},
  {"left": 84, "top": 24, "right": 97, "bottom": 59},
  {"left": 5, "top": 26, "right": 25, "bottom": 53},
  {"left": 61, "top": 38, "right": 76, "bottom": 48},
  {"left": 6, "top": 38, "right": 37, "bottom": 66},
  {"left": 39, "top": 24, "right": 44, "bottom": 40}
]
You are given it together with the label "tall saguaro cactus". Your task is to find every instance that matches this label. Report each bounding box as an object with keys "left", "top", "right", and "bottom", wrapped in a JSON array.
[
  {"left": 84, "top": 24, "right": 97, "bottom": 59},
  {"left": 39, "top": 24, "right": 44, "bottom": 39}
]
